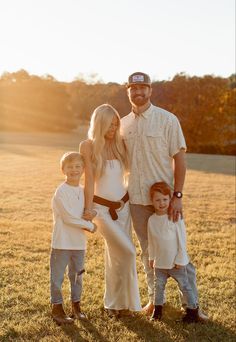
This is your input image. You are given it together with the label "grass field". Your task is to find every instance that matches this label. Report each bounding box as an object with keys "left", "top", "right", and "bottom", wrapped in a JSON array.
[{"left": 0, "top": 132, "right": 235, "bottom": 342}]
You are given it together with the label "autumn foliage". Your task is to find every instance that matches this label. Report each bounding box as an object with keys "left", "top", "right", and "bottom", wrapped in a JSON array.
[{"left": 0, "top": 70, "right": 235, "bottom": 154}]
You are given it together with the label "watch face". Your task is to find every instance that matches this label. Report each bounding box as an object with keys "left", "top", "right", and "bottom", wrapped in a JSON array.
[{"left": 174, "top": 191, "right": 182, "bottom": 198}]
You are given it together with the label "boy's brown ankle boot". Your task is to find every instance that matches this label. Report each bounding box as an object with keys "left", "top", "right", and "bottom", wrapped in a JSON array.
[
  {"left": 182, "top": 307, "right": 199, "bottom": 323},
  {"left": 71, "top": 301, "right": 87, "bottom": 319},
  {"left": 150, "top": 305, "right": 162, "bottom": 321},
  {"left": 52, "top": 303, "right": 74, "bottom": 325}
]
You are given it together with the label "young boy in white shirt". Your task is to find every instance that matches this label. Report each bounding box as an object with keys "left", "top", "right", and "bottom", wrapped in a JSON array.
[
  {"left": 148, "top": 182, "right": 199, "bottom": 323},
  {"left": 50, "top": 151, "right": 96, "bottom": 325}
]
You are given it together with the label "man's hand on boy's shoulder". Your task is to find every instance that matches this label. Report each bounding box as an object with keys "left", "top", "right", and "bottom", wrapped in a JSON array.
[{"left": 83, "top": 209, "right": 97, "bottom": 221}]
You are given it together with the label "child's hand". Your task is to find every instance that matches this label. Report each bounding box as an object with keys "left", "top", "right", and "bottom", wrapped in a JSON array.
[
  {"left": 149, "top": 260, "right": 154, "bottom": 269},
  {"left": 174, "top": 264, "right": 183, "bottom": 269},
  {"left": 83, "top": 209, "right": 97, "bottom": 221},
  {"left": 82, "top": 222, "right": 97, "bottom": 233},
  {"left": 92, "top": 222, "right": 97, "bottom": 233}
]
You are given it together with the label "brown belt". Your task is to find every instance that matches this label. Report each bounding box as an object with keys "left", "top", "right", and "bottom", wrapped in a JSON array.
[{"left": 93, "top": 192, "right": 129, "bottom": 220}]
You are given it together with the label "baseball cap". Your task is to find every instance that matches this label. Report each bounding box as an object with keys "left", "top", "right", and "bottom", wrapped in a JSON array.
[{"left": 127, "top": 72, "right": 151, "bottom": 88}]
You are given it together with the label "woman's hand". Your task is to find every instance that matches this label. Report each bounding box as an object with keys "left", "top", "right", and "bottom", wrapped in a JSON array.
[
  {"left": 79, "top": 140, "right": 95, "bottom": 217},
  {"left": 82, "top": 209, "right": 97, "bottom": 221}
]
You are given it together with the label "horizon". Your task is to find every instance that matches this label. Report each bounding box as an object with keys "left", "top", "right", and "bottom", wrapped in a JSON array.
[{"left": 1, "top": 68, "right": 234, "bottom": 85}]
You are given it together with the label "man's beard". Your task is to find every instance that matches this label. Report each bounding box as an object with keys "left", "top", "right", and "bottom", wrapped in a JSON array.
[{"left": 131, "top": 94, "right": 149, "bottom": 106}]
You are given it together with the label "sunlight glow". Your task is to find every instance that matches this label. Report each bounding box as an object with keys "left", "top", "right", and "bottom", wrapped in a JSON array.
[{"left": 0, "top": 0, "right": 235, "bottom": 83}]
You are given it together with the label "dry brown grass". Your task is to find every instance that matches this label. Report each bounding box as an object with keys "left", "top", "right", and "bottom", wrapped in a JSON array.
[{"left": 0, "top": 133, "right": 235, "bottom": 341}]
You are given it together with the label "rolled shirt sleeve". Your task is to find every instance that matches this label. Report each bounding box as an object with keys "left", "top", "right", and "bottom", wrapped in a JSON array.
[{"left": 168, "top": 115, "right": 187, "bottom": 157}]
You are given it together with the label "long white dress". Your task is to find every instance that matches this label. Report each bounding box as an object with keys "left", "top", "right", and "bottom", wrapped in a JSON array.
[{"left": 93, "top": 160, "right": 141, "bottom": 311}]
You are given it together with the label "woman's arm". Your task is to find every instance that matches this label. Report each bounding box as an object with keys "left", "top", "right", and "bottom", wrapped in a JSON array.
[{"left": 79, "top": 140, "right": 97, "bottom": 220}]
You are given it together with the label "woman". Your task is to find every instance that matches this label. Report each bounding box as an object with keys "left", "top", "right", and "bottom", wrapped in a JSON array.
[{"left": 79, "top": 104, "right": 141, "bottom": 316}]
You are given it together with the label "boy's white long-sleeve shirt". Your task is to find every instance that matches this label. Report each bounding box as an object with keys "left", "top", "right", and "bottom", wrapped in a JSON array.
[
  {"left": 51, "top": 182, "right": 94, "bottom": 250},
  {"left": 148, "top": 213, "right": 189, "bottom": 269}
]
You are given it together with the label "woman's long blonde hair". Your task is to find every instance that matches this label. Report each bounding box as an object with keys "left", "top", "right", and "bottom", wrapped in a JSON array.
[{"left": 88, "top": 104, "right": 128, "bottom": 179}]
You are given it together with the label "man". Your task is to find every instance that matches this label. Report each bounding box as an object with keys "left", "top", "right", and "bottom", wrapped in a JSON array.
[{"left": 120, "top": 72, "right": 208, "bottom": 321}]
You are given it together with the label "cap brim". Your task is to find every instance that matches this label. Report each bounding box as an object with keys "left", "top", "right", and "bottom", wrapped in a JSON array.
[{"left": 126, "top": 82, "right": 151, "bottom": 88}]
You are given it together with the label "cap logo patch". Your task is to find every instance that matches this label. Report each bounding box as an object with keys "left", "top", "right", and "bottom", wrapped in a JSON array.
[{"left": 132, "top": 75, "right": 144, "bottom": 82}]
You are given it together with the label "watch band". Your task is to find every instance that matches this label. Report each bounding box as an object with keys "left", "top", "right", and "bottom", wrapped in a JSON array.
[{"left": 173, "top": 191, "right": 183, "bottom": 198}]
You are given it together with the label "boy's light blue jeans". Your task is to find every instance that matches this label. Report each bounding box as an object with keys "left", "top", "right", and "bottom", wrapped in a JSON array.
[
  {"left": 155, "top": 267, "right": 197, "bottom": 308},
  {"left": 50, "top": 249, "right": 85, "bottom": 304},
  {"left": 130, "top": 204, "right": 199, "bottom": 305}
]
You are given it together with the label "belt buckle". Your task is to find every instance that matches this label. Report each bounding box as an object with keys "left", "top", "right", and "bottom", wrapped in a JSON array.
[{"left": 116, "top": 200, "right": 124, "bottom": 212}]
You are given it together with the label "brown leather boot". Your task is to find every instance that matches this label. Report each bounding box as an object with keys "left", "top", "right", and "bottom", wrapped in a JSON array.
[
  {"left": 71, "top": 301, "right": 87, "bottom": 320},
  {"left": 142, "top": 301, "right": 155, "bottom": 316},
  {"left": 150, "top": 305, "right": 163, "bottom": 321},
  {"left": 182, "top": 307, "right": 199, "bottom": 323},
  {"left": 52, "top": 304, "right": 74, "bottom": 325}
]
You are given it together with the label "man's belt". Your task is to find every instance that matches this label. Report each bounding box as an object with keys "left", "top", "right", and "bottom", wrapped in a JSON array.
[{"left": 93, "top": 192, "right": 129, "bottom": 220}]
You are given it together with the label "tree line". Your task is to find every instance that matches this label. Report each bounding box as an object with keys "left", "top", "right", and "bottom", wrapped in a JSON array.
[{"left": 0, "top": 69, "right": 235, "bottom": 154}]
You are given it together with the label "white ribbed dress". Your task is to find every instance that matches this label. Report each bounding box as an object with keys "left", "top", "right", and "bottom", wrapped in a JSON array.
[{"left": 94, "top": 160, "right": 141, "bottom": 311}]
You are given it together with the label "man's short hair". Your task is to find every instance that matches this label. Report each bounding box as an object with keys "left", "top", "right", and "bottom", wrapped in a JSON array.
[
  {"left": 150, "top": 181, "right": 171, "bottom": 200},
  {"left": 60, "top": 151, "right": 84, "bottom": 170},
  {"left": 127, "top": 72, "right": 151, "bottom": 88}
]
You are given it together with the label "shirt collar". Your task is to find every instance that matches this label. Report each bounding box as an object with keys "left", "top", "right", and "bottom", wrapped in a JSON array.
[{"left": 132, "top": 104, "right": 153, "bottom": 119}]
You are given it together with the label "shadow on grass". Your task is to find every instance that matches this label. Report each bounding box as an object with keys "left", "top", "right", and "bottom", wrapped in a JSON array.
[
  {"left": 0, "top": 327, "right": 21, "bottom": 342},
  {"left": 60, "top": 323, "right": 89, "bottom": 342},
  {"left": 43, "top": 305, "right": 236, "bottom": 342},
  {"left": 119, "top": 306, "right": 179, "bottom": 342},
  {"left": 120, "top": 304, "right": 236, "bottom": 342},
  {"left": 79, "top": 318, "right": 110, "bottom": 342},
  {"left": 59, "top": 318, "right": 110, "bottom": 342}
]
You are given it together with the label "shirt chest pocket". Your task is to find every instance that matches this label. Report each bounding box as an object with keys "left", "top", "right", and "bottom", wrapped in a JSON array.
[{"left": 145, "top": 130, "right": 167, "bottom": 153}]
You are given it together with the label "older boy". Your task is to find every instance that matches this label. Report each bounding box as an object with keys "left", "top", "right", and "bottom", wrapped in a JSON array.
[{"left": 50, "top": 152, "right": 96, "bottom": 325}]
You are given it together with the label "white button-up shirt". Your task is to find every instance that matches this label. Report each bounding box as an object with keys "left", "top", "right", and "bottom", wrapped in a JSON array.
[
  {"left": 121, "top": 104, "right": 186, "bottom": 205},
  {"left": 148, "top": 214, "right": 189, "bottom": 269}
]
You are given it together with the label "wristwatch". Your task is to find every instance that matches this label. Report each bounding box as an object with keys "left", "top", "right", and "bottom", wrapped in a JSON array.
[{"left": 173, "top": 191, "right": 183, "bottom": 198}]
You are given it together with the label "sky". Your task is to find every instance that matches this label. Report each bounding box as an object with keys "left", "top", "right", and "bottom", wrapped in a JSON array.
[{"left": 0, "top": 0, "right": 235, "bottom": 84}]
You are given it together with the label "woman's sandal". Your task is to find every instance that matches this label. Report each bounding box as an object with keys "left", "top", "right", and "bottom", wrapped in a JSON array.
[{"left": 105, "top": 309, "right": 120, "bottom": 317}]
